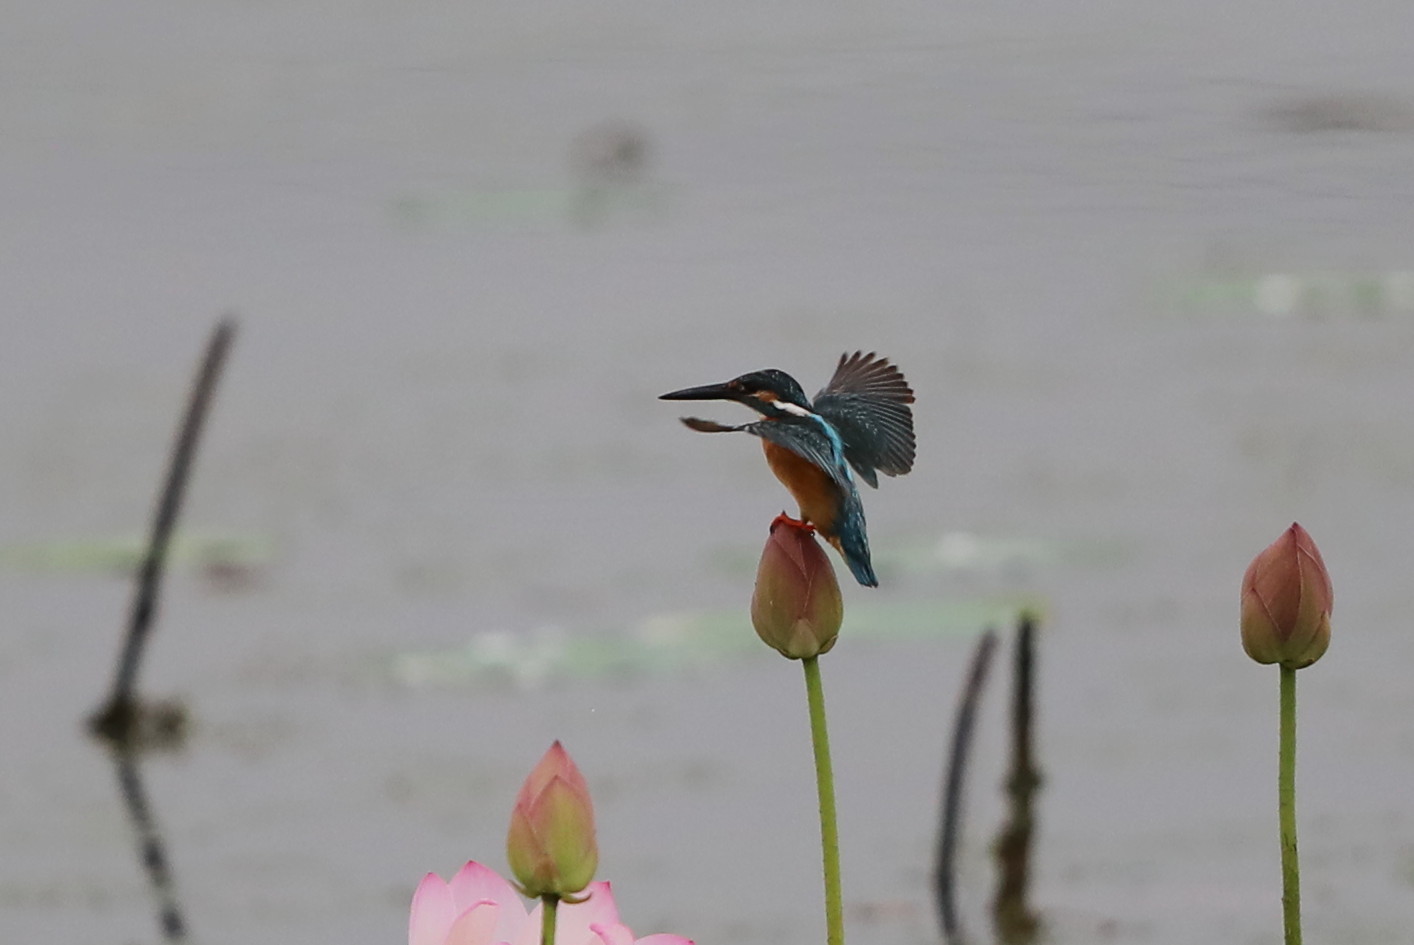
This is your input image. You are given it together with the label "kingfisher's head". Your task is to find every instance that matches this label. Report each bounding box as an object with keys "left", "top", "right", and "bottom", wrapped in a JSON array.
[{"left": 660, "top": 368, "right": 811, "bottom": 418}]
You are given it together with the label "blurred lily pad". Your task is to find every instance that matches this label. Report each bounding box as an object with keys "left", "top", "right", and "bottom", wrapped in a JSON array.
[
  {"left": 391, "top": 595, "right": 1038, "bottom": 689},
  {"left": 1164, "top": 269, "right": 1414, "bottom": 320},
  {"left": 0, "top": 533, "right": 274, "bottom": 578},
  {"left": 389, "top": 183, "right": 669, "bottom": 230}
]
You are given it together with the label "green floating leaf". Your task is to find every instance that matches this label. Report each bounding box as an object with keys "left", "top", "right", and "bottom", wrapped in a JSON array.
[
  {"left": 388, "top": 184, "right": 670, "bottom": 230},
  {"left": 0, "top": 533, "right": 274, "bottom": 574},
  {"left": 1162, "top": 268, "right": 1414, "bottom": 319}
]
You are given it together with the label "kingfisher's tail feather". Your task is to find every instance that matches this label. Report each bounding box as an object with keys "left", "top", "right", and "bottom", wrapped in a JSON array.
[
  {"left": 843, "top": 550, "right": 878, "bottom": 588},
  {"left": 825, "top": 530, "right": 878, "bottom": 587}
]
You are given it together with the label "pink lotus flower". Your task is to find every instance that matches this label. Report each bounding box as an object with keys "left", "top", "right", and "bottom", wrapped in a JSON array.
[{"left": 409, "top": 861, "right": 692, "bottom": 945}]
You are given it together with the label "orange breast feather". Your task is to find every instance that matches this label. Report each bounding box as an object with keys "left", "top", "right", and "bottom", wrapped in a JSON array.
[{"left": 762, "top": 440, "right": 840, "bottom": 533}]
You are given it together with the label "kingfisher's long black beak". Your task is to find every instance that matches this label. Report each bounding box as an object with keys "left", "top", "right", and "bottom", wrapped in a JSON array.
[{"left": 659, "top": 381, "right": 738, "bottom": 402}]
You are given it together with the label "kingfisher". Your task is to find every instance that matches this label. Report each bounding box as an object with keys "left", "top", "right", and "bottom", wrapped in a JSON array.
[{"left": 660, "top": 351, "right": 915, "bottom": 587}]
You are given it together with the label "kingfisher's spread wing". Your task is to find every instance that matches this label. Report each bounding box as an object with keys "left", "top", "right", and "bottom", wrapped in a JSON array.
[
  {"left": 677, "top": 413, "right": 854, "bottom": 490},
  {"left": 742, "top": 417, "right": 855, "bottom": 493},
  {"left": 812, "top": 351, "right": 916, "bottom": 488}
]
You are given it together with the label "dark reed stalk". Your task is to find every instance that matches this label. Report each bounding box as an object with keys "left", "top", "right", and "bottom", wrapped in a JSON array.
[
  {"left": 90, "top": 317, "right": 236, "bottom": 742},
  {"left": 992, "top": 612, "right": 1042, "bottom": 943},
  {"left": 934, "top": 627, "right": 998, "bottom": 945}
]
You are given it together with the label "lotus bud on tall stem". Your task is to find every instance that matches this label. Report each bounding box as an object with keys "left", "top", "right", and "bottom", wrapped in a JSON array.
[
  {"left": 1241, "top": 523, "right": 1334, "bottom": 945},
  {"left": 751, "top": 514, "right": 845, "bottom": 945}
]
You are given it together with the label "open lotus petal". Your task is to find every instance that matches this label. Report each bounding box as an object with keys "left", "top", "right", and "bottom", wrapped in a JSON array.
[
  {"left": 410, "top": 865, "right": 692, "bottom": 945},
  {"left": 410, "top": 861, "right": 528, "bottom": 945}
]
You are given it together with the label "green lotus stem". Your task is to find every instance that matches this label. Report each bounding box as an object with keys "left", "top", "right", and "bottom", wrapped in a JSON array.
[
  {"left": 540, "top": 894, "right": 559, "bottom": 945},
  {"left": 1279, "top": 664, "right": 1301, "bottom": 945},
  {"left": 803, "top": 655, "right": 844, "bottom": 945}
]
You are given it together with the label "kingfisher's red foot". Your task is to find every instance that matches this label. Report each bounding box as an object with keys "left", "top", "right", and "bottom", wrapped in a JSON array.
[{"left": 770, "top": 512, "right": 815, "bottom": 533}]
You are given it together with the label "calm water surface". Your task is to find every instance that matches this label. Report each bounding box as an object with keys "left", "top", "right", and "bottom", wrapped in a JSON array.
[{"left": 5, "top": 2, "right": 1414, "bottom": 943}]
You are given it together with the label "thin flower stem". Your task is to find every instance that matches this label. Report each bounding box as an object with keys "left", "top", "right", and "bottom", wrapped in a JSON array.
[
  {"left": 803, "top": 655, "right": 844, "bottom": 945},
  {"left": 1279, "top": 665, "right": 1301, "bottom": 945},
  {"left": 541, "top": 894, "right": 559, "bottom": 945}
]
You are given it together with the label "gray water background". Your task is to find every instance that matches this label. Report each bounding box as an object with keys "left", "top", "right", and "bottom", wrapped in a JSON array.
[{"left": 5, "top": 2, "right": 1414, "bottom": 943}]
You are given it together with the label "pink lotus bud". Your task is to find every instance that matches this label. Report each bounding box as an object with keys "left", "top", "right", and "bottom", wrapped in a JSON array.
[
  {"left": 1241, "top": 523, "right": 1333, "bottom": 668},
  {"left": 750, "top": 515, "right": 844, "bottom": 659},
  {"left": 506, "top": 742, "right": 598, "bottom": 898}
]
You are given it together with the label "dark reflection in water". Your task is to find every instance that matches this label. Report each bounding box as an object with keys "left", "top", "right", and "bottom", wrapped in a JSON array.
[
  {"left": 567, "top": 119, "right": 660, "bottom": 230},
  {"left": 109, "top": 745, "right": 188, "bottom": 942}
]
